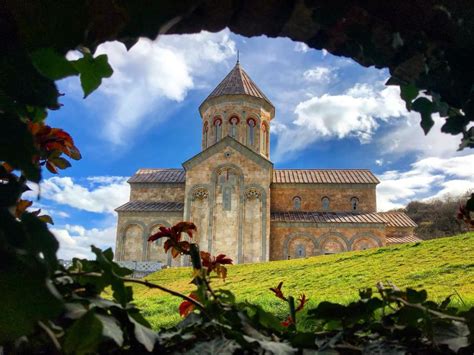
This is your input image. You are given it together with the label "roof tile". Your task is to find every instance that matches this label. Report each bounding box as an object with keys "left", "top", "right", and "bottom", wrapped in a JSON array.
[
  {"left": 116, "top": 201, "right": 184, "bottom": 212},
  {"left": 202, "top": 63, "right": 273, "bottom": 107},
  {"left": 272, "top": 169, "right": 379, "bottom": 184},
  {"left": 128, "top": 169, "right": 185, "bottom": 183}
]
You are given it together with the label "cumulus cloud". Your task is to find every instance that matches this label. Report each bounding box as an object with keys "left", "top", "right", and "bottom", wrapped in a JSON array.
[
  {"left": 377, "top": 154, "right": 474, "bottom": 211},
  {"left": 86, "top": 30, "right": 236, "bottom": 145},
  {"left": 34, "top": 176, "right": 129, "bottom": 213},
  {"left": 378, "top": 112, "right": 462, "bottom": 158},
  {"left": 303, "top": 67, "right": 333, "bottom": 83},
  {"left": 273, "top": 83, "right": 406, "bottom": 161},
  {"left": 52, "top": 224, "right": 116, "bottom": 259},
  {"left": 294, "top": 42, "right": 310, "bottom": 53}
]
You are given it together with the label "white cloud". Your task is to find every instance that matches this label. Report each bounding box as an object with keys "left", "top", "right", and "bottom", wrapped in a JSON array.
[
  {"left": 88, "top": 30, "right": 236, "bottom": 145},
  {"left": 375, "top": 159, "right": 384, "bottom": 166},
  {"left": 294, "top": 42, "right": 310, "bottom": 53},
  {"left": 379, "top": 112, "right": 462, "bottom": 158},
  {"left": 273, "top": 83, "right": 406, "bottom": 161},
  {"left": 35, "top": 176, "right": 129, "bottom": 214},
  {"left": 52, "top": 224, "right": 116, "bottom": 259},
  {"left": 303, "top": 67, "right": 333, "bottom": 83},
  {"left": 377, "top": 154, "right": 474, "bottom": 211}
]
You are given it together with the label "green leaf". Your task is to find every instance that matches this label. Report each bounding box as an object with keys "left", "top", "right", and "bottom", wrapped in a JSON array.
[
  {"left": 400, "top": 84, "right": 419, "bottom": 110},
  {"left": 0, "top": 211, "right": 63, "bottom": 342},
  {"left": 412, "top": 97, "right": 435, "bottom": 134},
  {"left": 128, "top": 315, "right": 157, "bottom": 352},
  {"left": 96, "top": 314, "right": 124, "bottom": 347},
  {"left": 31, "top": 48, "right": 78, "bottom": 80},
  {"left": 71, "top": 53, "right": 113, "bottom": 98},
  {"left": 91, "top": 246, "right": 133, "bottom": 306},
  {"left": 64, "top": 311, "right": 103, "bottom": 355}
]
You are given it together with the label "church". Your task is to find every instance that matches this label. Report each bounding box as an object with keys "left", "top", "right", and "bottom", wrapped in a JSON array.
[{"left": 114, "top": 61, "right": 418, "bottom": 266}]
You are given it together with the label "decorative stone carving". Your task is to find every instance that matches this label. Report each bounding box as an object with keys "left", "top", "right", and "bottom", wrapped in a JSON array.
[
  {"left": 192, "top": 187, "right": 208, "bottom": 201},
  {"left": 245, "top": 188, "right": 261, "bottom": 200}
]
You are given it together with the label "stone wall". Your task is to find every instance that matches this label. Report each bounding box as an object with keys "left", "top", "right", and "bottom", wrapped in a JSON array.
[
  {"left": 270, "top": 184, "right": 377, "bottom": 213},
  {"left": 385, "top": 226, "right": 416, "bottom": 239},
  {"left": 115, "top": 211, "right": 183, "bottom": 266},
  {"left": 269, "top": 223, "right": 386, "bottom": 260},
  {"left": 184, "top": 137, "right": 272, "bottom": 264},
  {"left": 129, "top": 183, "right": 185, "bottom": 202},
  {"left": 199, "top": 96, "right": 273, "bottom": 159}
]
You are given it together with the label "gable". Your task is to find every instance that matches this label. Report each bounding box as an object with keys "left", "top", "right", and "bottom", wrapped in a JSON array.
[{"left": 182, "top": 136, "right": 273, "bottom": 171}]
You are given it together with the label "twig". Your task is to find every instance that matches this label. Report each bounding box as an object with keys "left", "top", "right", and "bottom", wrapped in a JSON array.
[
  {"left": 38, "top": 321, "right": 61, "bottom": 352},
  {"left": 122, "top": 277, "right": 206, "bottom": 313},
  {"left": 67, "top": 271, "right": 207, "bottom": 315}
]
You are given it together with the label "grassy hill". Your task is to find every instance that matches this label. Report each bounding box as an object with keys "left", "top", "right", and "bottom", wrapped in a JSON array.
[{"left": 132, "top": 233, "right": 474, "bottom": 330}]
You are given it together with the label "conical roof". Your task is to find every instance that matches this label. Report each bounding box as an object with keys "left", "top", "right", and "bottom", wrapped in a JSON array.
[{"left": 201, "top": 62, "right": 274, "bottom": 109}]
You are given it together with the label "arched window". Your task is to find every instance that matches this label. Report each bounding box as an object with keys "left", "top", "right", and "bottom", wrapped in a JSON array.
[
  {"left": 229, "top": 116, "right": 239, "bottom": 138},
  {"left": 322, "top": 196, "right": 330, "bottom": 210},
  {"left": 247, "top": 118, "right": 256, "bottom": 146},
  {"left": 293, "top": 196, "right": 301, "bottom": 210},
  {"left": 203, "top": 121, "right": 208, "bottom": 148},
  {"left": 213, "top": 118, "right": 222, "bottom": 143},
  {"left": 351, "top": 197, "right": 359, "bottom": 211}
]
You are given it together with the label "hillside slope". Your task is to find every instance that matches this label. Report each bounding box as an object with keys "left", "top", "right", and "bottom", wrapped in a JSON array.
[{"left": 132, "top": 233, "right": 474, "bottom": 329}]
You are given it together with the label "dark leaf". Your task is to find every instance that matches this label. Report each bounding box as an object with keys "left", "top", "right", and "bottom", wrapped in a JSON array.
[
  {"left": 441, "top": 115, "right": 470, "bottom": 135},
  {"left": 31, "top": 48, "right": 78, "bottom": 80},
  {"left": 96, "top": 314, "right": 124, "bottom": 347},
  {"left": 400, "top": 84, "right": 419, "bottom": 110},
  {"left": 406, "top": 288, "right": 427, "bottom": 304},
  {"left": 128, "top": 315, "right": 157, "bottom": 352},
  {"left": 64, "top": 311, "right": 103, "bottom": 355},
  {"left": 412, "top": 97, "right": 435, "bottom": 134},
  {"left": 71, "top": 53, "right": 113, "bottom": 98}
]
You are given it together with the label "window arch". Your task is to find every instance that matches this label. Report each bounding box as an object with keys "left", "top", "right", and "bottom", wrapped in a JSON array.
[
  {"left": 351, "top": 197, "right": 359, "bottom": 211},
  {"left": 203, "top": 121, "right": 208, "bottom": 148},
  {"left": 213, "top": 117, "right": 222, "bottom": 143},
  {"left": 322, "top": 196, "right": 330, "bottom": 210},
  {"left": 293, "top": 196, "right": 301, "bottom": 210},
  {"left": 247, "top": 118, "right": 256, "bottom": 146},
  {"left": 229, "top": 116, "right": 239, "bottom": 138}
]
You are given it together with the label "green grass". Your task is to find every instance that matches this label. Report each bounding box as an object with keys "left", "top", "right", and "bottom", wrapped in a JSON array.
[{"left": 131, "top": 233, "right": 474, "bottom": 330}]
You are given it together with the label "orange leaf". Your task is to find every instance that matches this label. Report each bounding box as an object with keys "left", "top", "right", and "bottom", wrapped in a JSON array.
[
  {"left": 16, "top": 199, "right": 33, "bottom": 218},
  {"left": 178, "top": 294, "right": 198, "bottom": 317}
]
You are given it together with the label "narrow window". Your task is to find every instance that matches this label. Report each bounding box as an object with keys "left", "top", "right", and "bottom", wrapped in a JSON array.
[
  {"left": 293, "top": 196, "right": 301, "bottom": 210},
  {"left": 296, "top": 244, "right": 306, "bottom": 258},
  {"left": 247, "top": 118, "right": 256, "bottom": 146},
  {"left": 223, "top": 186, "right": 232, "bottom": 211},
  {"left": 229, "top": 117, "right": 238, "bottom": 138},
  {"left": 322, "top": 196, "right": 330, "bottom": 210},
  {"left": 351, "top": 197, "right": 359, "bottom": 211},
  {"left": 262, "top": 123, "right": 268, "bottom": 155},
  {"left": 214, "top": 118, "right": 222, "bottom": 143},
  {"left": 203, "top": 122, "right": 208, "bottom": 148}
]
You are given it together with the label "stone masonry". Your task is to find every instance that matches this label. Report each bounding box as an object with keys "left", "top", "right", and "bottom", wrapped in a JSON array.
[{"left": 115, "top": 61, "right": 418, "bottom": 265}]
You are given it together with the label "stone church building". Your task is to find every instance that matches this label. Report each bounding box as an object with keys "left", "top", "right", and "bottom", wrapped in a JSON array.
[{"left": 115, "top": 61, "right": 418, "bottom": 266}]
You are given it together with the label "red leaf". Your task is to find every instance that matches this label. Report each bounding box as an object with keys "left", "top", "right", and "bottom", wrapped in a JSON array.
[
  {"left": 270, "top": 282, "right": 287, "bottom": 301},
  {"left": 296, "top": 294, "right": 308, "bottom": 312},
  {"left": 215, "top": 254, "right": 233, "bottom": 265},
  {"left": 281, "top": 316, "right": 294, "bottom": 327},
  {"left": 172, "top": 221, "right": 197, "bottom": 238}
]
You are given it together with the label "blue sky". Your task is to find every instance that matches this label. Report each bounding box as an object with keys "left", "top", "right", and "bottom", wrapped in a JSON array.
[{"left": 26, "top": 30, "right": 473, "bottom": 259}]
